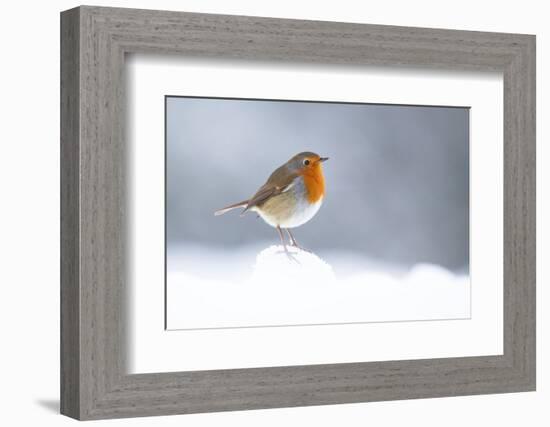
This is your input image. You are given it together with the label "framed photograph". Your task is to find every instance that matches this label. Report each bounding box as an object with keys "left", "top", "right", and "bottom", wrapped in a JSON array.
[{"left": 60, "top": 6, "right": 536, "bottom": 420}]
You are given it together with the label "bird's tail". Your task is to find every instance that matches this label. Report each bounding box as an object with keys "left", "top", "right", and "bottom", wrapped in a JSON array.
[{"left": 214, "top": 200, "right": 249, "bottom": 216}]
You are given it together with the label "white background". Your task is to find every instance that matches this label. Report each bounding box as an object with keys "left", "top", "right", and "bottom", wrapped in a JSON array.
[{"left": 0, "top": 0, "right": 546, "bottom": 426}]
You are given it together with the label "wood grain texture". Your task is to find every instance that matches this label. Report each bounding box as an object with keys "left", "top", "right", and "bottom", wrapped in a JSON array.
[
  {"left": 60, "top": 5, "right": 536, "bottom": 420},
  {"left": 60, "top": 7, "right": 80, "bottom": 419}
]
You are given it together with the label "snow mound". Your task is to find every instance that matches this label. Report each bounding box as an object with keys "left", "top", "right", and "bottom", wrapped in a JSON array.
[
  {"left": 250, "top": 245, "right": 335, "bottom": 285},
  {"left": 166, "top": 244, "right": 470, "bottom": 330}
]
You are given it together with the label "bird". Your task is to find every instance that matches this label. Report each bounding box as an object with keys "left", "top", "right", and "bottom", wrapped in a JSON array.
[{"left": 214, "top": 152, "right": 329, "bottom": 253}]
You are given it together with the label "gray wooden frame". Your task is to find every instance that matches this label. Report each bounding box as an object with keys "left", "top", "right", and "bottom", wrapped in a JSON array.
[{"left": 60, "top": 5, "right": 536, "bottom": 420}]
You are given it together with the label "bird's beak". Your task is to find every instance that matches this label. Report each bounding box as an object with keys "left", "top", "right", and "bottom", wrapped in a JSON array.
[{"left": 318, "top": 157, "right": 329, "bottom": 163}]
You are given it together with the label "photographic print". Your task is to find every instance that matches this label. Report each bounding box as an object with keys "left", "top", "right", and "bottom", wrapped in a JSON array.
[{"left": 166, "top": 96, "right": 470, "bottom": 330}]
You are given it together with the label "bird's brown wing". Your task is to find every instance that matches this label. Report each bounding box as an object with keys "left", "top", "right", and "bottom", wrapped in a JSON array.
[{"left": 242, "top": 167, "right": 299, "bottom": 214}]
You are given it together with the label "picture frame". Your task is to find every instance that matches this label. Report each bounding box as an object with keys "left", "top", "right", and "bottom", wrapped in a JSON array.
[{"left": 60, "top": 5, "right": 536, "bottom": 420}]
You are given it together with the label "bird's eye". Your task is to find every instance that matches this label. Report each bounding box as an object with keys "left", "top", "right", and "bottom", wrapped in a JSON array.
[{"left": 303, "top": 159, "right": 310, "bottom": 166}]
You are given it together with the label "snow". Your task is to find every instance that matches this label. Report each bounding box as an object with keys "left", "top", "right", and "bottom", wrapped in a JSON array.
[{"left": 167, "top": 245, "right": 470, "bottom": 330}]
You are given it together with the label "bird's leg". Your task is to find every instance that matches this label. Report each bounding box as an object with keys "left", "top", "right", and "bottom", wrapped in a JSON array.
[
  {"left": 276, "top": 225, "right": 289, "bottom": 254},
  {"left": 285, "top": 228, "right": 297, "bottom": 247},
  {"left": 286, "top": 229, "right": 310, "bottom": 252},
  {"left": 277, "top": 226, "right": 300, "bottom": 262}
]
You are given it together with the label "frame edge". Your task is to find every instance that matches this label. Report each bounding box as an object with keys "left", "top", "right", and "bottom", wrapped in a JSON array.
[{"left": 60, "top": 6, "right": 82, "bottom": 420}]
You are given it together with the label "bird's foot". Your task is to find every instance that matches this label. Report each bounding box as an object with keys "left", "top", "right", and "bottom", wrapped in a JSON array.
[
  {"left": 289, "top": 242, "right": 311, "bottom": 253},
  {"left": 275, "top": 246, "right": 300, "bottom": 263},
  {"left": 285, "top": 251, "right": 300, "bottom": 263}
]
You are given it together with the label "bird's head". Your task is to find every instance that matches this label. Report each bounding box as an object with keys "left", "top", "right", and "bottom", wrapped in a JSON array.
[{"left": 287, "top": 152, "right": 329, "bottom": 174}]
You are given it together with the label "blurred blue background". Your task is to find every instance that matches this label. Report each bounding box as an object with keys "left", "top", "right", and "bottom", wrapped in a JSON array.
[{"left": 166, "top": 96, "right": 469, "bottom": 271}]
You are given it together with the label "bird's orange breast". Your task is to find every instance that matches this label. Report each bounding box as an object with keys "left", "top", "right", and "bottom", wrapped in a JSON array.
[{"left": 299, "top": 164, "right": 325, "bottom": 203}]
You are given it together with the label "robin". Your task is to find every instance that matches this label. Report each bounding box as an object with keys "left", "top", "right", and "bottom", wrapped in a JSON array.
[{"left": 215, "top": 152, "right": 329, "bottom": 253}]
